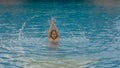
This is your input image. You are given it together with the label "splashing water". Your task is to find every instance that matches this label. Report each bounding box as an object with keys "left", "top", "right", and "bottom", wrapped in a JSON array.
[
  {"left": 0, "top": 2, "right": 120, "bottom": 68},
  {"left": 18, "top": 15, "right": 39, "bottom": 40}
]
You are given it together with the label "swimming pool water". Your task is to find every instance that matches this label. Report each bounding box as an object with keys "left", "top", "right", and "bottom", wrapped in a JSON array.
[{"left": 0, "top": 1, "right": 120, "bottom": 68}]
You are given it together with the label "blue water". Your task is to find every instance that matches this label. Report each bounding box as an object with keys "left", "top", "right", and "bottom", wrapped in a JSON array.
[{"left": 0, "top": 2, "right": 120, "bottom": 68}]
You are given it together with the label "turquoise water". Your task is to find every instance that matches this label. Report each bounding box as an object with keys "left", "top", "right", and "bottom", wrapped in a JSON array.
[{"left": 0, "top": 2, "right": 120, "bottom": 68}]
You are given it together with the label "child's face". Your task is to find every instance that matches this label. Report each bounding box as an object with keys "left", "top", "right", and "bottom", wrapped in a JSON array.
[{"left": 51, "top": 31, "right": 57, "bottom": 39}]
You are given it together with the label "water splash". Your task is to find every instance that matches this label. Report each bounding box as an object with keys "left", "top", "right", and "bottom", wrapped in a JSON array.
[{"left": 18, "top": 15, "right": 39, "bottom": 40}]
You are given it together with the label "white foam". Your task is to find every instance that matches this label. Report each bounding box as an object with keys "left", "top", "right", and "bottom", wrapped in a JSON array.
[{"left": 24, "top": 58, "right": 97, "bottom": 68}]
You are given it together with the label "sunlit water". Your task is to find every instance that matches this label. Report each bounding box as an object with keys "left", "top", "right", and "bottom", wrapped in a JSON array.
[{"left": 0, "top": 2, "right": 120, "bottom": 68}]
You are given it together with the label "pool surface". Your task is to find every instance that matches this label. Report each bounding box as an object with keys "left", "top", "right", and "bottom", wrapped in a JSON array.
[{"left": 0, "top": 1, "right": 120, "bottom": 68}]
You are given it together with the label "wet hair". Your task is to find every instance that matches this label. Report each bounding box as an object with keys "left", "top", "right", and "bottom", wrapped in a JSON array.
[{"left": 50, "top": 29, "right": 58, "bottom": 40}]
